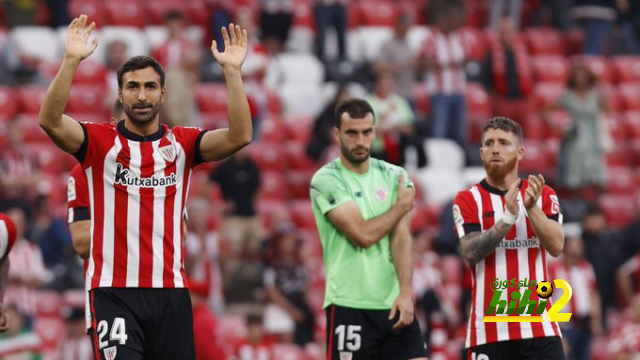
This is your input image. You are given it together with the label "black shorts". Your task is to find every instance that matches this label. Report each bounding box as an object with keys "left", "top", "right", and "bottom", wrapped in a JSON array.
[
  {"left": 325, "top": 304, "right": 428, "bottom": 360},
  {"left": 89, "top": 288, "right": 195, "bottom": 360},
  {"left": 466, "top": 336, "right": 565, "bottom": 360}
]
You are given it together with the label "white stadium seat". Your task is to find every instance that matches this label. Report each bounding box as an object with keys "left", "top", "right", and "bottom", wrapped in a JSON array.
[
  {"left": 11, "top": 26, "right": 62, "bottom": 62},
  {"left": 287, "top": 26, "right": 315, "bottom": 53},
  {"left": 407, "top": 25, "right": 431, "bottom": 54},
  {"left": 144, "top": 25, "right": 204, "bottom": 50},
  {"left": 426, "top": 138, "right": 466, "bottom": 170},
  {"left": 415, "top": 168, "right": 464, "bottom": 205},
  {"left": 277, "top": 83, "right": 324, "bottom": 117},
  {"left": 357, "top": 26, "right": 394, "bottom": 62}
]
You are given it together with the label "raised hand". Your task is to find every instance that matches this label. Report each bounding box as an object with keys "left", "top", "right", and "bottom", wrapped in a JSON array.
[
  {"left": 65, "top": 15, "right": 99, "bottom": 62},
  {"left": 211, "top": 23, "right": 248, "bottom": 69},
  {"left": 505, "top": 178, "right": 521, "bottom": 217},
  {"left": 524, "top": 174, "right": 545, "bottom": 210}
]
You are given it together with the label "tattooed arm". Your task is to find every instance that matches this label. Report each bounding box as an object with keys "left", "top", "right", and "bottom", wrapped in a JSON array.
[{"left": 459, "top": 221, "right": 512, "bottom": 267}]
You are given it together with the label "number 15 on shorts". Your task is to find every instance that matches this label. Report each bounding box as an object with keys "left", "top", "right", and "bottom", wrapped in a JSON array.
[{"left": 335, "top": 325, "right": 362, "bottom": 352}]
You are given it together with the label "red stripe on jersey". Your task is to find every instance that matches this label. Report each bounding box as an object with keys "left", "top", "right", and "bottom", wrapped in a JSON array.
[
  {"left": 138, "top": 141, "right": 155, "bottom": 288},
  {"left": 112, "top": 137, "right": 131, "bottom": 287},
  {"left": 161, "top": 136, "right": 177, "bottom": 288},
  {"left": 481, "top": 191, "right": 497, "bottom": 345},
  {"left": 505, "top": 193, "right": 521, "bottom": 341},
  {"left": 177, "top": 157, "right": 192, "bottom": 287},
  {"left": 90, "top": 291, "right": 101, "bottom": 360}
]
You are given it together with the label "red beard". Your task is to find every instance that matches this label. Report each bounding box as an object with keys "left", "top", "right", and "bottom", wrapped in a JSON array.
[{"left": 483, "top": 156, "right": 518, "bottom": 179}]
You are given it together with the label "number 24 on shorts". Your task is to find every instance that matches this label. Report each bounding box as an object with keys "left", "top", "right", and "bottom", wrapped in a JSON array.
[{"left": 97, "top": 317, "right": 128, "bottom": 349}]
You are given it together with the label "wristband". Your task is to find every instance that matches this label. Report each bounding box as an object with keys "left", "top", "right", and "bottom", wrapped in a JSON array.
[{"left": 502, "top": 208, "right": 517, "bottom": 225}]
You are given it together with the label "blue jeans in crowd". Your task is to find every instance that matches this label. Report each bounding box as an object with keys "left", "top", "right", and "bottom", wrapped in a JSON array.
[{"left": 430, "top": 94, "right": 467, "bottom": 147}]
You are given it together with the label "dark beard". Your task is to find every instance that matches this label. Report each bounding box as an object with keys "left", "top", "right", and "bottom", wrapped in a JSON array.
[
  {"left": 341, "top": 142, "right": 369, "bottom": 165},
  {"left": 483, "top": 156, "right": 517, "bottom": 179},
  {"left": 124, "top": 102, "right": 162, "bottom": 125}
]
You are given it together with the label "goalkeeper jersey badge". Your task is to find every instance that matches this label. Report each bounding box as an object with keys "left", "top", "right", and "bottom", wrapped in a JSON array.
[{"left": 375, "top": 187, "right": 388, "bottom": 202}]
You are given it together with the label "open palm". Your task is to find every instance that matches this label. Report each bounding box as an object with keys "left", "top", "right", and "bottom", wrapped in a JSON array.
[
  {"left": 65, "top": 15, "right": 99, "bottom": 61},
  {"left": 211, "top": 23, "right": 248, "bottom": 69}
]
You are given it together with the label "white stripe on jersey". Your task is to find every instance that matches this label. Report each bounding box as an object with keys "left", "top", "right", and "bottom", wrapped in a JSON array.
[
  {"left": 0, "top": 221, "right": 7, "bottom": 258},
  {"left": 172, "top": 142, "right": 187, "bottom": 287},
  {"left": 151, "top": 140, "right": 166, "bottom": 288},
  {"left": 468, "top": 186, "right": 484, "bottom": 348},
  {"left": 515, "top": 191, "right": 534, "bottom": 339},
  {"left": 99, "top": 138, "right": 122, "bottom": 287},
  {"left": 126, "top": 140, "right": 142, "bottom": 287},
  {"left": 489, "top": 193, "right": 510, "bottom": 342},
  {"left": 86, "top": 167, "right": 95, "bottom": 287}
]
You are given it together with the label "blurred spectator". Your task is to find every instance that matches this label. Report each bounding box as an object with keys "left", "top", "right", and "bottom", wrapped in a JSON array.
[
  {"left": 161, "top": 47, "right": 201, "bottom": 127},
  {"left": 549, "top": 235, "right": 603, "bottom": 360},
  {"left": 419, "top": 5, "right": 468, "bottom": 147},
  {"left": 262, "top": 223, "right": 315, "bottom": 346},
  {"left": 314, "top": 0, "right": 348, "bottom": 63},
  {"left": 607, "top": 294, "right": 640, "bottom": 359},
  {"left": 541, "top": 64, "right": 611, "bottom": 200},
  {"left": 367, "top": 72, "right": 425, "bottom": 167},
  {"left": 45, "top": 0, "right": 71, "bottom": 27},
  {"left": 185, "top": 198, "right": 224, "bottom": 314},
  {"left": 190, "top": 278, "right": 226, "bottom": 360},
  {"left": 103, "top": 40, "right": 129, "bottom": 108},
  {"left": 572, "top": 0, "right": 617, "bottom": 54},
  {"left": 58, "top": 306, "right": 93, "bottom": 360},
  {"left": 617, "top": 249, "right": 640, "bottom": 310},
  {"left": 620, "top": 192, "right": 640, "bottom": 261},
  {"left": 210, "top": 0, "right": 238, "bottom": 53},
  {"left": 259, "top": 0, "right": 294, "bottom": 55},
  {"left": 618, "top": 0, "right": 640, "bottom": 54},
  {"left": 489, "top": 0, "right": 523, "bottom": 28},
  {"left": 0, "top": 119, "right": 42, "bottom": 217},
  {"left": 231, "top": 313, "right": 274, "bottom": 360},
  {"left": 581, "top": 204, "right": 622, "bottom": 321},
  {"left": 4, "top": 208, "right": 50, "bottom": 318},
  {"left": 306, "top": 85, "right": 350, "bottom": 162},
  {"left": 152, "top": 10, "right": 199, "bottom": 69},
  {"left": 483, "top": 18, "right": 533, "bottom": 123},
  {"left": 208, "top": 148, "right": 262, "bottom": 303},
  {"left": 375, "top": 14, "right": 418, "bottom": 108},
  {"left": 27, "top": 196, "right": 74, "bottom": 271},
  {"left": 236, "top": 9, "right": 270, "bottom": 139},
  {"left": 0, "top": 33, "right": 42, "bottom": 86},
  {"left": 0, "top": 306, "right": 41, "bottom": 359},
  {"left": 2, "top": 0, "right": 37, "bottom": 28},
  {"left": 412, "top": 230, "right": 443, "bottom": 346}
]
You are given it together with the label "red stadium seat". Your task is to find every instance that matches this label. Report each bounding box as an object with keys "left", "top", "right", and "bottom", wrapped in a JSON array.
[
  {"left": 543, "top": 110, "right": 572, "bottom": 140},
  {"left": 305, "top": 342, "right": 325, "bottom": 360},
  {"left": 35, "top": 290, "right": 64, "bottom": 317},
  {"left": 466, "top": 83, "right": 491, "bottom": 115},
  {"left": 629, "top": 140, "right": 640, "bottom": 167},
  {"left": 623, "top": 111, "right": 640, "bottom": 139},
  {"left": 104, "top": 0, "right": 146, "bottom": 27},
  {"left": 533, "top": 82, "right": 565, "bottom": 107},
  {"left": 34, "top": 316, "right": 66, "bottom": 351},
  {"left": 0, "top": 86, "right": 18, "bottom": 122},
  {"left": 467, "top": 112, "right": 490, "bottom": 143},
  {"left": 544, "top": 138, "right": 560, "bottom": 171},
  {"left": 606, "top": 141, "right": 633, "bottom": 167},
  {"left": 525, "top": 27, "right": 565, "bottom": 55},
  {"left": 574, "top": 55, "right": 613, "bottom": 83},
  {"left": 284, "top": 116, "right": 314, "bottom": 143},
  {"left": 18, "top": 114, "right": 49, "bottom": 143},
  {"left": 247, "top": 142, "right": 287, "bottom": 172},
  {"left": 355, "top": 0, "right": 400, "bottom": 26},
  {"left": 460, "top": 27, "right": 489, "bottom": 61},
  {"left": 410, "top": 201, "right": 429, "bottom": 234},
  {"left": 17, "top": 85, "right": 48, "bottom": 114},
  {"left": 266, "top": 89, "right": 283, "bottom": 114},
  {"left": 290, "top": 199, "right": 316, "bottom": 230},
  {"left": 286, "top": 170, "right": 314, "bottom": 199},
  {"left": 285, "top": 141, "right": 319, "bottom": 171},
  {"left": 145, "top": 0, "right": 208, "bottom": 27},
  {"left": 256, "top": 199, "right": 290, "bottom": 232},
  {"left": 598, "top": 194, "right": 636, "bottom": 228},
  {"left": 603, "top": 113, "right": 627, "bottom": 141},
  {"left": 271, "top": 344, "right": 306, "bottom": 360},
  {"left": 413, "top": 83, "right": 430, "bottom": 118},
  {"left": 69, "top": 0, "right": 106, "bottom": 27},
  {"left": 216, "top": 315, "right": 247, "bottom": 347},
  {"left": 260, "top": 115, "right": 287, "bottom": 143},
  {"left": 195, "top": 84, "right": 228, "bottom": 116},
  {"left": 617, "top": 82, "right": 640, "bottom": 111},
  {"left": 260, "top": 171, "right": 288, "bottom": 200},
  {"left": 607, "top": 166, "right": 636, "bottom": 195},
  {"left": 522, "top": 114, "right": 546, "bottom": 140},
  {"left": 519, "top": 140, "right": 549, "bottom": 174},
  {"left": 67, "top": 84, "right": 105, "bottom": 113},
  {"left": 612, "top": 56, "right": 640, "bottom": 83},
  {"left": 600, "top": 83, "right": 621, "bottom": 112},
  {"left": 293, "top": 1, "right": 314, "bottom": 28},
  {"left": 399, "top": 0, "right": 427, "bottom": 25},
  {"left": 71, "top": 60, "right": 107, "bottom": 85},
  {"left": 531, "top": 55, "right": 570, "bottom": 84},
  {"left": 564, "top": 28, "right": 584, "bottom": 55},
  {"left": 199, "top": 115, "right": 228, "bottom": 130}
]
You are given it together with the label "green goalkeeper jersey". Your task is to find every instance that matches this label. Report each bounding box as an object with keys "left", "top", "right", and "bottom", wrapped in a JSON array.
[{"left": 310, "top": 157, "right": 414, "bottom": 310}]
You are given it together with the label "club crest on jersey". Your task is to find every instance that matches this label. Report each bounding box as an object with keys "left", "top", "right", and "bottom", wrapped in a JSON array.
[
  {"left": 158, "top": 145, "right": 176, "bottom": 162},
  {"left": 375, "top": 187, "right": 388, "bottom": 202},
  {"left": 104, "top": 346, "right": 117, "bottom": 360},
  {"left": 340, "top": 352, "right": 353, "bottom": 360}
]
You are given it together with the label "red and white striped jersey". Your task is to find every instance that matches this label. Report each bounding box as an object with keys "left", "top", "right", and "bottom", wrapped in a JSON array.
[
  {"left": 76, "top": 121, "right": 206, "bottom": 290},
  {"left": 420, "top": 28, "right": 467, "bottom": 95},
  {"left": 0, "top": 213, "right": 17, "bottom": 259},
  {"left": 68, "top": 164, "right": 91, "bottom": 224},
  {"left": 548, "top": 259, "right": 597, "bottom": 317},
  {"left": 453, "top": 179, "right": 563, "bottom": 348}
]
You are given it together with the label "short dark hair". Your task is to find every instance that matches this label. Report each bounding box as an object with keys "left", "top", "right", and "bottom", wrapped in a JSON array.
[
  {"left": 246, "top": 313, "right": 263, "bottom": 326},
  {"left": 117, "top": 56, "right": 165, "bottom": 89},
  {"left": 481, "top": 116, "right": 524, "bottom": 144},
  {"left": 567, "top": 63, "right": 596, "bottom": 90},
  {"left": 164, "top": 10, "right": 183, "bottom": 22},
  {"left": 334, "top": 98, "right": 375, "bottom": 129}
]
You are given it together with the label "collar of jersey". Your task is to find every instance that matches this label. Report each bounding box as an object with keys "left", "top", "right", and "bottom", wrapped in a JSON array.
[
  {"left": 480, "top": 178, "right": 523, "bottom": 195},
  {"left": 117, "top": 120, "right": 164, "bottom": 142},
  {"left": 337, "top": 157, "right": 371, "bottom": 177}
]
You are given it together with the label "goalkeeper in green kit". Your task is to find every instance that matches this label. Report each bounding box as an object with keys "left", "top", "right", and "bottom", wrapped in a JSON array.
[{"left": 310, "top": 99, "right": 429, "bottom": 360}]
